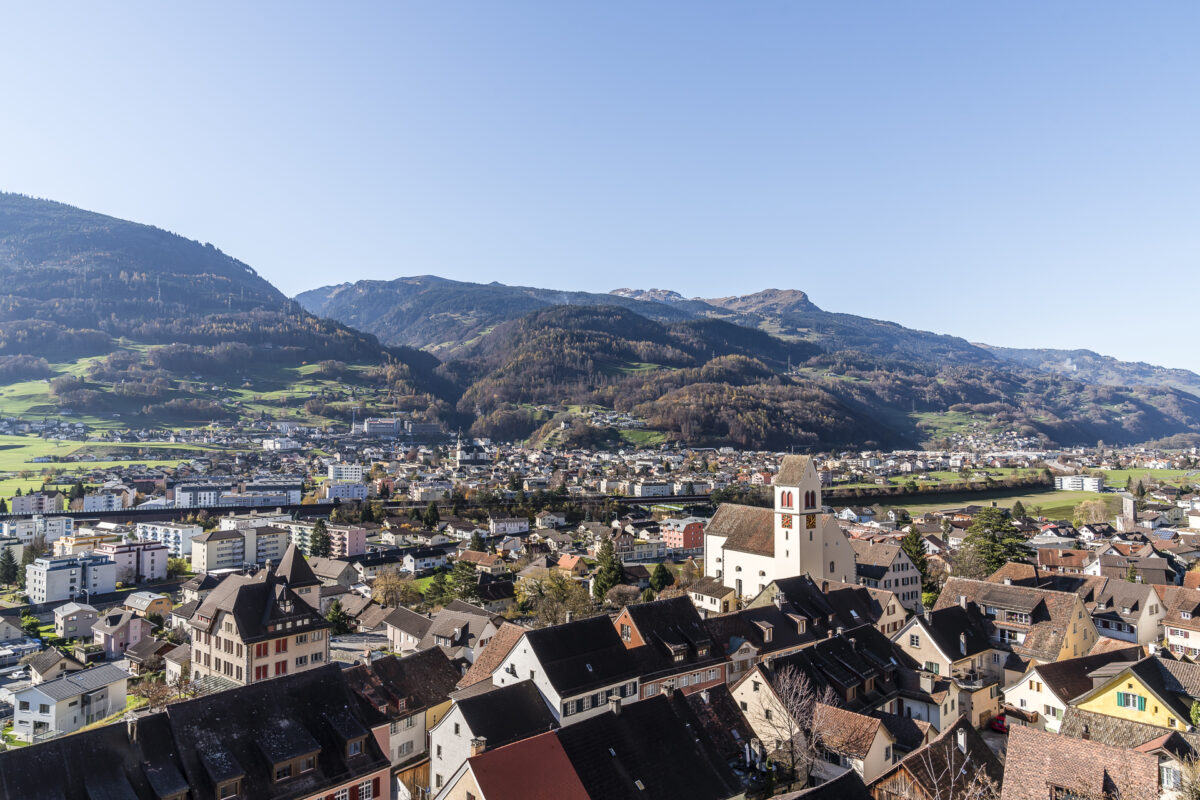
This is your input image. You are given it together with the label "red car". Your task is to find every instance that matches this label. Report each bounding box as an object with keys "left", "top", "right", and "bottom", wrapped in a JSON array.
[{"left": 990, "top": 714, "right": 1009, "bottom": 734}]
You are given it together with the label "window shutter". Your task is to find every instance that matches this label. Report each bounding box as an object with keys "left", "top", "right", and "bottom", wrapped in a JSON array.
[
  {"left": 350, "top": 786, "right": 359, "bottom": 800},
  {"left": 1138, "top": 695, "right": 1146, "bottom": 712},
  {"left": 373, "top": 777, "right": 381, "bottom": 796}
]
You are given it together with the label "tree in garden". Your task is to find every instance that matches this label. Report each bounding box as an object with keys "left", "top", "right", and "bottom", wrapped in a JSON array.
[
  {"left": 308, "top": 519, "right": 332, "bottom": 558},
  {"left": 469, "top": 530, "right": 486, "bottom": 552},
  {"left": 592, "top": 537, "right": 623, "bottom": 602},
  {"left": 449, "top": 560, "right": 481, "bottom": 601},
  {"left": 423, "top": 502, "right": 441, "bottom": 528},
  {"left": 425, "top": 570, "right": 451, "bottom": 607},
  {"left": 325, "top": 599, "right": 353, "bottom": 634},
  {"left": 0, "top": 548, "right": 18, "bottom": 587},
  {"left": 649, "top": 563, "right": 675, "bottom": 592},
  {"left": 900, "top": 527, "right": 930, "bottom": 589},
  {"left": 1010, "top": 500, "right": 1026, "bottom": 519},
  {"left": 955, "top": 507, "right": 1031, "bottom": 578}
]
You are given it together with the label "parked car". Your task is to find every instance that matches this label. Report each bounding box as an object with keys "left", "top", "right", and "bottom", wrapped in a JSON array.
[
  {"left": 989, "top": 714, "right": 1009, "bottom": 734},
  {"left": 4, "top": 668, "right": 27, "bottom": 680}
]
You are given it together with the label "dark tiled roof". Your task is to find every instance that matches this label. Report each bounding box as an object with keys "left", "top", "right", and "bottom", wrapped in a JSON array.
[
  {"left": 455, "top": 679, "right": 558, "bottom": 749},
  {"left": 274, "top": 543, "right": 321, "bottom": 590},
  {"left": 555, "top": 694, "right": 743, "bottom": 800},
  {"left": 1030, "top": 646, "right": 1143, "bottom": 703},
  {"left": 342, "top": 649, "right": 460, "bottom": 719},
  {"left": 772, "top": 767, "right": 871, "bottom": 800},
  {"left": 1060, "top": 706, "right": 1200, "bottom": 753},
  {"left": 912, "top": 605, "right": 993, "bottom": 662},
  {"left": 524, "top": 615, "right": 641, "bottom": 696},
  {"left": 189, "top": 568, "right": 330, "bottom": 643}
]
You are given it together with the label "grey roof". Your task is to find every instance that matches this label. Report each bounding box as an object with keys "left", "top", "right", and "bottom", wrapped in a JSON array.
[
  {"left": 53, "top": 602, "right": 97, "bottom": 617},
  {"left": 26, "top": 663, "right": 130, "bottom": 702},
  {"left": 775, "top": 455, "right": 813, "bottom": 486}
]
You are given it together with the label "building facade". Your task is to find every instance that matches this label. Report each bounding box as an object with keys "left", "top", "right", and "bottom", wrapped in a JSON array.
[{"left": 25, "top": 554, "right": 117, "bottom": 605}]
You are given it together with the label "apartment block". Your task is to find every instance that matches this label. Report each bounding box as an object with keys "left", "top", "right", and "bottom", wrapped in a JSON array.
[{"left": 25, "top": 554, "right": 117, "bottom": 605}]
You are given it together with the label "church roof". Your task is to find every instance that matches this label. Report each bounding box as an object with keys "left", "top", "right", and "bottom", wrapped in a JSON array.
[
  {"left": 775, "top": 455, "right": 813, "bottom": 486},
  {"left": 707, "top": 504, "right": 774, "bottom": 557}
]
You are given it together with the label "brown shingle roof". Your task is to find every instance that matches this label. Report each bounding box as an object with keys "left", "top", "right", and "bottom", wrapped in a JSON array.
[
  {"left": 775, "top": 455, "right": 813, "bottom": 486},
  {"left": 814, "top": 704, "right": 881, "bottom": 760},
  {"left": 458, "top": 622, "right": 527, "bottom": 689},
  {"left": 936, "top": 577, "right": 1083, "bottom": 662},
  {"left": 706, "top": 503, "right": 775, "bottom": 557},
  {"left": 1000, "top": 724, "right": 1158, "bottom": 800}
]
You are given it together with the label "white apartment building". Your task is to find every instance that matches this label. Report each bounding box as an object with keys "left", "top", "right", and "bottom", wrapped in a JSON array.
[
  {"left": 174, "top": 481, "right": 236, "bottom": 508},
  {"left": 328, "top": 463, "right": 366, "bottom": 482},
  {"left": 1, "top": 515, "right": 74, "bottom": 546},
  {"left": 92, "top": 540, "right": 169, "bottom": 584},
  {"left": 136, "top": 521, "right": 202, "bottom": 557},
  {"left": 10, "top": 492, "right": 65, "bottom": 515},
  {"left": 323, "top": 481, "right": 369, "bottom": 501},
  {"left": 190, "top": 526, "right": 290, "bottom": 573},
  {"left": 1054, "top": 475, "right": 1106, "bottom": 492},
  {"left": 81, "top": 492, "right": 126, "bottom": 512},
  {"left": 218, "top": 510, "right": 294, "bottom": 531},
  {"left": 25, "top": 554, "right": 118, "bottom": 605}
]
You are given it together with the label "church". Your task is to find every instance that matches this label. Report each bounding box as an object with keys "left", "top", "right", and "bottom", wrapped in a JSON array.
[{"left": 704, "top": 455, "right": 855, "bottom": 601}]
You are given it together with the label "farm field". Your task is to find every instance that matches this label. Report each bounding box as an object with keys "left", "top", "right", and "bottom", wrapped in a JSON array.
[{"left": 895, "top": 489, "right": 1122, "bottom": 521}]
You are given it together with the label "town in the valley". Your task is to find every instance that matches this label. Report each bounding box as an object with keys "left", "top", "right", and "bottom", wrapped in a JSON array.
[{"left": 0, "top": 423, "right": 1197, "bottom": 799}]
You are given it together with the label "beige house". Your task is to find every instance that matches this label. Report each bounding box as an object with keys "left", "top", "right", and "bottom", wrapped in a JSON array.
[
  {"left": 189, "top": 524, "right": 289, "bottom": 573},
  {"left": 188, "top": 545, "right": 330, "bottom": 686},
  {"left": 892, "top": 605, "right": 1005, "bottom": 729}
]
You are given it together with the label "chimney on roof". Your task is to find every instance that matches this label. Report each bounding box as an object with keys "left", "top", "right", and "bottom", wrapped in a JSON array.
[
  {"left": 836, "top": 626, "right": 845, "bottom": 636},
  {"left": 565, "top": 611, "right": 574, "bottom": 623},
  {"left": 470, "top": 736, "right": 487, "bottom": 756},
  {"left": 126, "top": 716, "right": 137, "bottom": 743},
  {"left": 956, "top": 727, "right": 967, "bottom": 754},
  {"left": 774, "top": 591, "right": 785, "bottom": 611},
  {"left": 959, "top": 632, "right": 967, "bottom": 656},
  {"left": 1003, "top": 577, "right": 1012, "bottom": 586},
  {"left": 958, "top": 595, "right": 968, "bottom": 611},
  {"left": 701, "top": 689, "right": 710, "bottom": 704},
  {"left": 609, "top": 697, "right": 623, "bottom": 715},
  {"left": 919, "top": 671, "right": 935, "bottom": 693}
]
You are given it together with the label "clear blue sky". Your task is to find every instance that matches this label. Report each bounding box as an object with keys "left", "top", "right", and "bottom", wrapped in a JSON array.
[{"left": 3, "top": 3, "right": 1199, "bottom": 370}]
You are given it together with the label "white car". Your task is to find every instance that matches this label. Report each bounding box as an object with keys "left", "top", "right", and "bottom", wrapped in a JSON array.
[{"left": 4, "top": 668, "right": 27, "bottom": 679}]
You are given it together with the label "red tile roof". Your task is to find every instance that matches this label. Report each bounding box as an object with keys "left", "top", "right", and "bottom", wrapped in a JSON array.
[{"left": 468, "top": 731, "right": 590, "bottom": 800}]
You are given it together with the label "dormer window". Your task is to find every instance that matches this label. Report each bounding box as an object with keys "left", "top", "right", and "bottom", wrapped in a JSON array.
[
  {"left": 1184, "top": 611, "right": 1193, "bottom": 620},
  {"left": 274, "top": 764, "right": 292, "bottom": 782},
  {"left": 347, "top": 737, "right": 364, "bottom": 757},
  {"left": 218, "top": 780, "right": 241, "bottom": 799}
]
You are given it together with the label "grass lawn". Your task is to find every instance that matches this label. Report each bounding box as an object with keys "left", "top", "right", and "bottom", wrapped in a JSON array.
[
  {"left": 897, "top": 489, "right": 1122, "bottom": 521},
  {"left": 1101, "top": 468, "right": 1200, "bottom": 489},
  {"left": 78, "top": 694, "right": 148, "bottom": 733},
  {"left": 412, "top": 576, "right": 436, "bottom": 594},
  {"left": 618, "top": 429, "right": 669, "bottom": 447}
]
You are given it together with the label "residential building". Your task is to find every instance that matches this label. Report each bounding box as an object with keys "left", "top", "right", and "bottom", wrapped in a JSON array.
[
  {"left": 284, "top": 519, "right": 368, "bottom": 558},
  {"left": 173, "top": 480, "right": 236, "bottom": 507},
  {"left": 81, "top": 491, "right": 125, "bottom": 512},
  {"left": 26, "top": 648, "right": 85, "bottom": 685},
  {"left": 428, "top": 680, "right": 559, "bottom": 795},
  {"left": 188, "top": 545, "right": 330, "bottom": 686},
  {"left": 612, "top": 596, "right": 728, "bottom": 699},
  {"left": 489, "top": 615, "right": 641, "bottom": 725},
  {"left": 218, "top": 509, "right": 294, "bottom": 531},
  {"left": 1055, "top": 475, "right": 1106, "bottom": 492},
  {"left": 0, "top": 514, "right": 74, "bottom": 546},
  {"left": 91, "top": 609, "right": 153, "bottom": 660},
  {"left": 688, "top": 575, "right": 737, "bottom": 618},
  {"left": 123, "top": 591, "right": 172, "bottom": 619},
  {"left": 135, "top": 521, "right": 201, "bottom": 557},
  {"left": 343, "top": 648, "right": 461, "bottom": 795},
  {"left": 999, "top": 724, "right": 1157, "bottom": 800},
  {"left": 704, "top": 455, "right": 856, "bottom": 600},
  {"left": 0, "top": 663, "right": 391, "bottom": 799},
  {"left": 934, "top": 577, "right": 1100, "bottom": 666},
  {"left": 10, "top": 491, "right": 66, "bottom": 515},
  {"left": 328, "top": 462, "right": 366, "bottom": 482},
  {"left": 488, "top": 517, "right": 529, "bottom": 536},
  {"left": 1161, "top": 585, "right": 1200, "bottom": 657},
  {"left": 10, "top": 663, "right": 130, "bottom": 742},
  {"left": 659, "top": 516, "right": 707, "bottom": 554},
  {"left": 1001, "top": 646, "right": 1143, "bottom": 733},
  {"left": 434, "top": 694, "right": 746, "bottom": 800},
  {"left": 25, "top": 554, "right": 117, "bottom": 605},
  {"left": 190, "top": 524, "right": 289, "bottom": 572},
  {"left": 749, "top": 575, "right": 908, "bottom": 636},
  {"left": 1071, "top": 655, "right": 1200, "bottom": 732},
  {"left": 323, "top": 481, "right": 369, "bottom": 502},
  {"left": 52, "top": 602, "right": 99, "bottom": 640},
  {"left": 92, "top": 539, "right": 169, "bottom": 584},
  {"left": 51, "top": 531, "right": 121, "bottom": 557},
  {"left": 383, "top": 600, "right": 507, "bottom": 664},
  {"left": 849, "top": 538, "right": 923, "bottom": 611},
  {"left": 871, "top": 717, "right": 1004, "bottom": 800}
]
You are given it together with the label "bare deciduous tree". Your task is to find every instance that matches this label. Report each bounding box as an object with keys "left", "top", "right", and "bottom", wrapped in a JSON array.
[{"left": 753, "top": 663, "right": 839, "bottom": 789}]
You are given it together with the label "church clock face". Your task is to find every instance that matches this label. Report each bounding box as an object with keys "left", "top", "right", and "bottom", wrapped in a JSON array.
[
  {"left": 780, "top": 514, "right": 793, "bottom": 529},
  {"left": 806, "top": 514, "right": 816, "bottom": 529}
]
